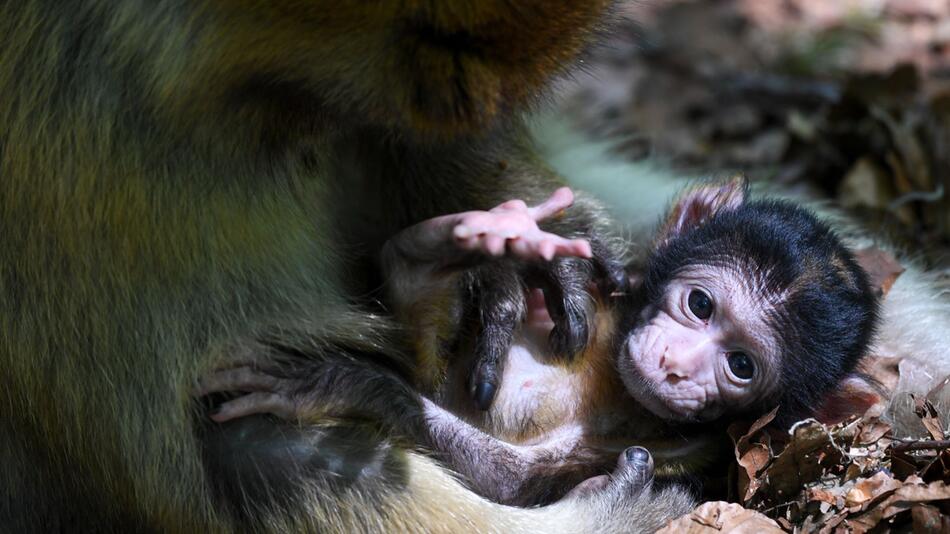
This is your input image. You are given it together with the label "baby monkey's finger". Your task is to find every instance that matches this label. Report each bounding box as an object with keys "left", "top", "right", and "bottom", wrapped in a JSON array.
[
  {"left": 482, "top": 233, "right": 507, "bottom": 257},
  {"left": 547, "top": 237, "right": 592, "bottom": 260},
  {"left": 470, "top": 358, "right": 502, "bottom": 412},
  {"left": 507, "top": 237, "right": 534, "bottom": 260},
  {"left": 507, "top": 234, "right": 592, "bottom": 262},
  {"left": 529, "top": 187, "right": 575, "bottom": 222},
  {"left": 491, "top": 198, "right": 528, "bottom": 213}
]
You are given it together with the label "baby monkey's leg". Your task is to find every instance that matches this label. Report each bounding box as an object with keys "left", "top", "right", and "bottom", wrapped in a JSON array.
[
  {"left": 421, "top": 398, "right": 656, "bottom": 506},
  {"left": 196, "top": 348, "right": 426, "bottom": 439},
  {"left": 199, "top": 364, "right": 656, "bottom": 507}
]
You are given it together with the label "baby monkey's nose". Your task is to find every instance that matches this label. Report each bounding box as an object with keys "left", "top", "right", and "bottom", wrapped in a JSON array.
[
  {"left": 659, "top": 348, "right": 695, "bottom": 380},
  {"left": 659, "top": 336, "right": 714, "bottom": 380}
]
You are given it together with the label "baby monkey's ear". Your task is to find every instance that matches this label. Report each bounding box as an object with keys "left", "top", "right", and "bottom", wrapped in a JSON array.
[
  {"left": 657, "top": 175, "right": 749, "bottom": 244},
  {"left": 813, "top": 374, "right": 885, "bottom": 425}
]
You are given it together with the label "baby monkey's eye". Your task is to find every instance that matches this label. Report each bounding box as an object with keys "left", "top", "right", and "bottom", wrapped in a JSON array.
[
  {"left": 687, "top": 289, "right": 713, "bottom": 320},
  {"left": 727, "top": 352, "right": 755, "bottom": 380}
]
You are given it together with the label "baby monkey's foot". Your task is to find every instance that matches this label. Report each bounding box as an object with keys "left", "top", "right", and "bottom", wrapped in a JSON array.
[
  {"left": 195, "top": 350, "right": 420, "bottom": 430},
  {"left": 196, "top": 354, "right": 311, "bottom": 423},
  {"left": 565, "top": 447, "right": 655, "bottom": 500},
  {"left": 451, "top": 187, "right": 593, "bottom": 261}
]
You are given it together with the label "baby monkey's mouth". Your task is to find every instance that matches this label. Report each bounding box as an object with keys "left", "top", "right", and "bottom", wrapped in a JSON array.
[{"left": 622, "top": 342, "right": 723, "bottom": 424}]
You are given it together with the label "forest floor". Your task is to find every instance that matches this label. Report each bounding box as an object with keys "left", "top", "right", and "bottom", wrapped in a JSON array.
[{"left": 564, "top": 1, "right": 950, "bottom": 532}]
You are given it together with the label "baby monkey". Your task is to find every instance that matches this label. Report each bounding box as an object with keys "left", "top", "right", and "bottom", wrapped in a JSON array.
[{"left": 202, "top": 178, "right": 879, "bottom": 506}]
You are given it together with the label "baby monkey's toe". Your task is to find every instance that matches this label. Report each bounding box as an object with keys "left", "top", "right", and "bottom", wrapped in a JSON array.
[
  {"left": 563, "top": 446, "right": 655, "bottom": 502},
  {"left": 611, "top": 446, "right": 655, "bottom": 496}
]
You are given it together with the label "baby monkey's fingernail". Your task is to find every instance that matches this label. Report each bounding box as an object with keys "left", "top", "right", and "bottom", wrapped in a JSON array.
[
  {"left": 454, "top": 225, "right": 472, "bottom": 239},
  {"left": 625, "top": 446, "right": 650, "bottom": 466},
  {"left": 474, "top": 382, "right": 496, "bottom": 411}
]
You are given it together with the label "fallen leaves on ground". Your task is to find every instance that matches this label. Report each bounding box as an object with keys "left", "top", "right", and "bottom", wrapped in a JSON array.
[
  {"left": 657, "top": 501, "right": 784, "bottom": 533},
  {"left": 667, "top": 381, "right": 950, "bottom": 532},
  {"left": 566, "top": 0, "right": 950, "bottom": 262}
]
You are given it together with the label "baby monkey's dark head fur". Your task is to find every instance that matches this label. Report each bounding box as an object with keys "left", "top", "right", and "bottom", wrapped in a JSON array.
[{"left": 624, "top": 178, "right": 878, "bottom": 428}]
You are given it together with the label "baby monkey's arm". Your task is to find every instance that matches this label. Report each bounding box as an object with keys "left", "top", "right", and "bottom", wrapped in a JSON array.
[
  {"left": 382, "top": 187, "right": 599, "bottom": 407},
  {"left": 381, "top": 186, "right": 592, "bottom": 306},
  {"left": 197, "top": 189, "right": 591, "bottom": 426}
]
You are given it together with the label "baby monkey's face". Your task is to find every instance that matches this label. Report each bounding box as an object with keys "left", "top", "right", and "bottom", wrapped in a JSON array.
[
  {"left": 612, "top": 177, "right": 875, "bottom": 425},
  {"left": 618, "top": 265, "right": 783, "bottom": 423}
]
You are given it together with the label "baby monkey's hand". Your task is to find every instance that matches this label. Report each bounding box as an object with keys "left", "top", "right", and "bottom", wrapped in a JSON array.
[
  {"left": 456, "top": 189, "right": 623, "bottom": 411},
  {"left": 388, "top": 187, "right": 594, "bottom": 269},
  {"left": 450, "top": 187, "right": 593, "bottom": 262}
]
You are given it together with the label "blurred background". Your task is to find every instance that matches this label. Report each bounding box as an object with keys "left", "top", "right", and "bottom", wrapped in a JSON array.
[{"left": 561, "top": 0, "right": 950, "bottom": 268}]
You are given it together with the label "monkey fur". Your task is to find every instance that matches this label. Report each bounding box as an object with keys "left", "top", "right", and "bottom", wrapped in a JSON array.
[
  {"left": 202, "top": 178, "right": 880, "bottom": 507},
  {"left": 3, "top": 1, "right": 945, "bottom": 531},
  {"left": 379, "top": 178, "right": 880, "bottom": 505},
  {"left": 0, "top": 1, "right": 695, "bottom": 532}
]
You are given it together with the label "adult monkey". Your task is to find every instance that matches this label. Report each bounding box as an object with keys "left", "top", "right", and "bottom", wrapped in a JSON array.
[{"left": 0, "top": 1, "right": 692, "bottom": 532}]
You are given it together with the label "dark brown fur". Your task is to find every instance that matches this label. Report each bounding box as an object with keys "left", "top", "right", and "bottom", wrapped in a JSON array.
[{"left": 0, "top": 1, "right": 695, "bottom": 532}]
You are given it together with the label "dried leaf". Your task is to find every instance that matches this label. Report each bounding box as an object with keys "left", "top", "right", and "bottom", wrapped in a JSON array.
[
  {"left": 853, "top": 247, "right": 905, "bottom": 297},
  {"left": 816, "top": 511, "right": 847, "bottom": 534},
  {"left": 889, "top": 448, "right": 921, "bottom": 480},
  {"left": 838, "top": 158, "right": 896, "bottom": 211},
  {"left": 762, "top": 420, "right": 845, "bottom": 501},
  {"left": 881, "top": 480, "right": 950, "bottom": 515},
  {"left": 729, "top": 407, "right": 779, "bottom": 502},
  {"left": 808, "top": 487, "right": 840, "bottom": 505},
  {"left": 918, "top": 449, "right": 950, "bottom": 482},
  {"left": 847, "top": 479, "right": 950, "bottom": 530},
  {"left": 658, "top": 502, "right": 784, "bottom": 534},
  {"left": 911, "top": 503, "right": 945, "bottom": 534},
  {"left": 912, "top": 395, "right": 946, "bottom": 441},
  {"left": 844, "top": 472, "right": 902, "bottom": 508},
  {"left": 854, "top": 418, "right": 892, "bottom": 446},
  {"left": 845, "top": 462, "right": 864, "bottom": 482}
]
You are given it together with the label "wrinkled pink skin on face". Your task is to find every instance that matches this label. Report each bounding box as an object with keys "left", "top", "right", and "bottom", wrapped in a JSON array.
[
  {"left": 626, "top": 314, "right": 724, "bottom": 420},
  {"left": 618, "top": 268, "right": 782, "bottom": 423}
]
